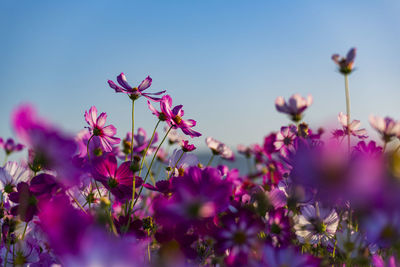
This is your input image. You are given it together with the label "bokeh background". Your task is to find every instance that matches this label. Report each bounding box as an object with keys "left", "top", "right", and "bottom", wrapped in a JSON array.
[{"left": 1, "top": 0, "right": 400, "bottom": 159}]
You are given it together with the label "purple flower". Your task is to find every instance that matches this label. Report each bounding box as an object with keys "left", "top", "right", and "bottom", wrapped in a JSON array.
[
  {"left": 372, "top": 254, "right": 399, "bottom": 267},
  {"left": 214, "top": 209, "right": 264, "bottom": 259},
  {"left": 148, "top": 95, "right": 202, "bottom": 138},
  {"left": 274, "top": 125, "right": 297, "bottom": 156},
  {"left": 293, "top": 203, "right": 339, "bottom": 245},
  {"left": 0, "top": 239, "right": 40, "bottom": 266},
  {"left": 353, "top": 141, "right": 382, "bottom": 157},
  {"left": 332, "top": 47, "right": 357, "bottom": 74},
  {"left": 275, "top": 94, "right": 313, "bottom": 122},
  {"left": 337, "top": 112, "right": 368, "bottom": 139},
  {"left": 153, "top": 166, "right": 232, "bottom": 227},
  {"left": 91, "top": 154, "right": 142, "bottom": 201},
  {"left": 206, "top": 137, "right": 235, "bottom": 160},
  {"left": 168, "top": 149, "right": 199, "bottom": 176},
  {"left": 108, "top": 72, "right": 165, "bottom": 101},
  {"left": 265, "top": 208, "right": 292, "bottom": 246},
  {"left": 0, "top": 137, "right": 24, "bottom": 155},
  {"left": 84, "top": 106, "right": 120, "bottom": 153},
  {"left": 369, "top": 115, "right": 400, "bottom": 143},
  {"left": 12, "top": 104, "right": 79, "bottom": 186},
  {"left": 0, "top": 162, "right": 31, "bottom": 194}
]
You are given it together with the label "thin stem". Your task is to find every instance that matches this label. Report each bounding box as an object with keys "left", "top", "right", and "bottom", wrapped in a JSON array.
[
  {"left": 344, "top": 74, "right": 351, "bottom": 152},
  {"left": 383, "top": 141, "right": 388, "bottom": 153},
  {"left": 147, "top": 229, "right": 151, "bottom": 262},
  {"left": 67, "top": 191, "right": 87, "bottom": 214},
  {"left": 206, "top": 154, "right": 215, "bottom": 166},
  {"left": 108, "top": 191, "right": 119, "bottom": 236},
  {"left": 132, "top": 126, "right": 173, "bottom": 209},
  {"left": 130, "top": 99, "right": 135, "bottom": 162},
  {"left": 144, "top": 159, "right": 156, "bottom": 185},
  {"left": 3, "top": 155, "right": 8, "bottom": 167},
  {"left": 86, "top": 134, "right": 95, "bottom": 161},
  {"left": 21, "top": 222, "right": 28, "bottom": 240},
  {"left": 169, "top": 151, "right": 185, "bottom": 179},
  {"left": 138, "top": 120, "right": 161, "bottom": 177}
]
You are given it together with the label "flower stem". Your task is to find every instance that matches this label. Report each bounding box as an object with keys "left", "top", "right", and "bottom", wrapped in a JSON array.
[
  {"left": 67, "top": 191, "right": 87, "bottom": 214},
  {"left": 344, "top": 74, "right": 351, "bottom": 152},
  {"left": 130, "top": 99, "right": 135, "bottom": 162},
  {"left": 3, "top": 155, "right": 8, "bottom": 167},
  {"left": 169, "top": 151, "right": 185, "bottom": 179},
  {"left": 86, "top": 134, "right": 94, "bottom": 161},
  {"left": 206, "top": 154, "right": 215, "bottom": 166},
  {"left": 21, "top": 222, "right": 28, "bottom": 240},
  {"left": 138, "top": 120, "right": 161, "bottom": 178},
  {"left": 132, "top": 126, "right": 173, "bottom": 209},
  {"left": 144, "top": 159, "right": 156, "bottom": 185}
]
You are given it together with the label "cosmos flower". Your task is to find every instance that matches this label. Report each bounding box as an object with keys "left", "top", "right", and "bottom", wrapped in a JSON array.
[
  {"left": 12, "top": 104, "right": 79, "bottom": 186},
  {"left": 293, "top": 203, "right": 339, "bottom": 245},
  {"left": 148, "top": 95, "right": 201, "bottom": 138},
  {"left": 206, "top": 137, "right": 235, "bottom": 160},
  {"left": 369, "top": 115, "right": 400, "bottom": 143},
  {"left": 0, "top": 239, "right": 40, "bottom": 266},
  {"left": 181, "top": 140, "right": 196, "bottom": 152},
  {"left": 336, "top": 112, "right": 368, "bottom": 139},
  {"left": 168, "top": 149, "right": 199, "bottom": 177},
  {"left": 265, "top": 208, "right": 293, "bottom": 246},
  {"left": 332, "top": 48, "right": 357, "bottom": 74},
  {"left": 275, "top": 94, "right": 313, "bottom": 122},
  {"left": 84, "top": 106, "right": 120, "bottom": 153},
  {"left": 0, "top": 162, "right": 31, "bottom": 194},
  {"left": 108, "top": 73, "right": 165, "bottom": 101},
  {"left": 274, "top": 125, "right": 297, "bottom": 153},
  {"left": 91, "top": 154, "right": 142, "bottom": 201},
  {"left": 0, "top": 137, "right": 24, "bottom": 155}
]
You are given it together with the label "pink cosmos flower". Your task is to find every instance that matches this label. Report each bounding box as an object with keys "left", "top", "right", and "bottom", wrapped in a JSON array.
[
  {"left": 148, "top": 95, "right": 201, "bottom": 138},
  {"left": 181, "top": 140, "right": 196, "bottom": 152},
  {"left": 91, "top": 154, "right": 142, "bottom": 201},
  {"left": 332, "top": 47, "right": 357, "bottom": 74},
  {"left": 84, "top": 106, "right": 120, "bottom": 152},
  {"left": 336, "top": 112, "right": 368, "bottom": 139},
  {"left": 205, "top": 137, "right": 235, "bottom": 160},
  {"left": 108, "top": 73, "right": 165, "bottom": 101},
  {"left": 275, "top": 94, "right": 313, "bottom": 122},
  {"left": 274, "top": 125, "right": 297, "bottom": 153},
  {"left": 369, "top": 115, "right": 400, "bottom": 143}
]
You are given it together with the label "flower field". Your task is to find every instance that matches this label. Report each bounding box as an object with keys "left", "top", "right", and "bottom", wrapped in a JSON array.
[{"left": 1, "top": 48, "right": 400, "bottom": 266}]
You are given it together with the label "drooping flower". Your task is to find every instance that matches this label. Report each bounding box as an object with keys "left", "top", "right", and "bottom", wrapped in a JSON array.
[
  {"left": 148, "top": 95, "right": 202, "bottom": 138},
  {"left": 332, "top": 47, "right": 357, "bottom": 74},
  {"left": 336, "top": 112, "right": 368, "bottom": 139},
  {"left": 206, "top": 137, "right": 235, "bottom": 160},
  {"left": 0, "top": 137, "right": 24, "bottom": 155},
  {"left": 108, "top": 73, "right": 165, "bottom": 101},
  {"left": 84, "top": 106, "right": 120, "bottom": 153},
  {"left": 275, "top": 94, "right": 313, "bottom": 122},
  {"left": 369, "top": 115, "right": 400, "bottom": 143},
  {"left": 293, "top": 203, "right": 339, "bottom": 245},
  {"left": 91, "top": 154, "right": 142, "bottom": 201}
]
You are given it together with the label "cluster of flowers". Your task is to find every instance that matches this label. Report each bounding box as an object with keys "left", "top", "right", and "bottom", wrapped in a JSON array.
[{"left": 1, "top": 49, "right": 400, "bottom": 267}]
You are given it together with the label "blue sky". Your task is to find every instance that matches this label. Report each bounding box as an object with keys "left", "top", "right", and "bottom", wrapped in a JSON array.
[{"left": 1, "top": 0, "right": 400, "bottom": 156}]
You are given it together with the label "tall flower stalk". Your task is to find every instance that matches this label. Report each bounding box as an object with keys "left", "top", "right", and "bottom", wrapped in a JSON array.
[{"left": 332, "top": 48, "right": 356, "bottom": 151}]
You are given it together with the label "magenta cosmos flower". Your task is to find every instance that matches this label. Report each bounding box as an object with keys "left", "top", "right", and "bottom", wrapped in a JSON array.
[
  {"left": 85, "top": 106, "right": 120, "bottom": 152},
  {"left": 332, "top": 47, "right": 357, "bottom": 74},
  {"left": 108, "top": 72, "right": 165, "bottom": 101},
  {"left": 91, "top": 154, "right": 142, "bottom": 201},
  {"left": 148, "top": 95, "right": 201, "bottom": 138},
  {"left": 275, "top": 94, "right": 313, "bottom": 122},
  {"left": 0, "top": 137, "right": 24, "bottom": 155}
]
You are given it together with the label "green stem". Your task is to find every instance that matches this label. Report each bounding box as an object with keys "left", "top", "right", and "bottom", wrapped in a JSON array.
[
  {"left": 132, "top": 126, "right": 173, "bottom": 210},
  {"left": 21, "top": 222, "right": 28, "bottom": 240},
  {"left": 86, "top": 134, "right": 94, "bottom": 161},
  {"left": 130, "top": 99, "right": 135, "bottom": 162},
  {"left": 169, "top": 151, "right": 185, "bottom": 179},
  {"left": 144, "top": 159, "right": 156, "bottom": 185},
  {"left": 3, "top": 154, "right": 8, "bottom": 167},
  {"left": 67, "top": 191, "right": 87, "bottom": 214},
  {"left": 206, "top": 154, "right": 215, "bottom": 166},
  {"left": 108, "top": 191, "right": 119, "bottom": 236},
  {"left": 344, "top": 74, "right": 351, "bottom": 152},
  {"left": 138, "top": 120, "right": 161, "bottom": 178}
]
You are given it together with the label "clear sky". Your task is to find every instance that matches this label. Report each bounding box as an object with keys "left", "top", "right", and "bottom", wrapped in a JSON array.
[{"left": 1, "top": 0, "right": 400, "bottom": 155}]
